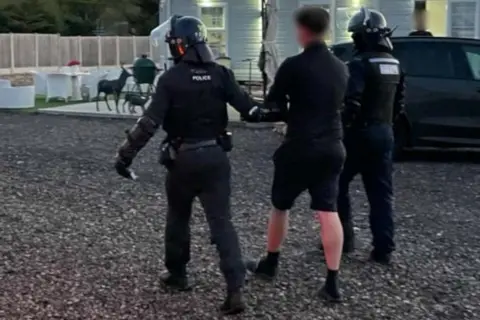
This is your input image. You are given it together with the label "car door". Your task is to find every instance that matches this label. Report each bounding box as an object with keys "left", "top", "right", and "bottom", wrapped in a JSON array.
[
  {"left": 393, "top": 40, "right": 476, "bottom": 148},
  {"left": 455, "top": 42, "right": 480, "bottom": 142}
]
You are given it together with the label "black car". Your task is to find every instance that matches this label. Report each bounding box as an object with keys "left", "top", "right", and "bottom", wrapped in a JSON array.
[{"left": 330, "top": 36, "right": 480, "bottom": 154}]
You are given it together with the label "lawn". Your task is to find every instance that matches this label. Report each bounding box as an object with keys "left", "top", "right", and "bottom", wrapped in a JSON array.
[{"left": 33, "top": 96, "right": 80, "bottom": 109}]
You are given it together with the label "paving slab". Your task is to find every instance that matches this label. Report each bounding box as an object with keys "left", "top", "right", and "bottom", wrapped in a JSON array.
[{"left": 36, "top": 99, "right": 275, "bottom": 128}]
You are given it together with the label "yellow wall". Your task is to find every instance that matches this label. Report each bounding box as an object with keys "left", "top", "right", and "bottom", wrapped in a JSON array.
[{"left": 426, "top": 0, "right": 447, "bottom": 36}]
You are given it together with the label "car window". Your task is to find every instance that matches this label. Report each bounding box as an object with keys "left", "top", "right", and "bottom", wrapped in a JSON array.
[
  {"left": 461, "top": 45, "right": 480, "bottom": 80},
  {"left": 393, "top": 42, "right": 456, "bottom": 78}
]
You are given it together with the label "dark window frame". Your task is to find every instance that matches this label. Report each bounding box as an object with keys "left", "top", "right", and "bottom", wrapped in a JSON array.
[{"left": 460, "top": 44, "right": 480, "bottom": 81}]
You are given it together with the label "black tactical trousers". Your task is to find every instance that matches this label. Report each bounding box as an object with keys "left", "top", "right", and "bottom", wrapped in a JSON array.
[
  {"left": 337, "top": 123, "right": 395, "bottom": 254},
  {"left": 164, "top": 145, "right": 245, "bottom": 292}
]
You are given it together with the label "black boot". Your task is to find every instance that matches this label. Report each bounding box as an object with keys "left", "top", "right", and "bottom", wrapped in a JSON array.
[
  {"left": 245, "top": 254, "right": 278, "bottom": 281},
  {"left": 318, "top": 270, "right": 342, "bottom": 303},
  {"left": 220, "top": 291, "right": 245, "bottom": 315},
  {"left": 369, "top": 250, "right": 392, "bottom": 265},
  {"left": 318, "top": 284, "right": 342, "bottom": 303},
  {"left": 160, "top": 272, "right": 192, "bottom": 291}
]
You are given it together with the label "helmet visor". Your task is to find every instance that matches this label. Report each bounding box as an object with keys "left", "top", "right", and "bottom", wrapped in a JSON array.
[{"left": 150, "top": 18, "right": 172, "bottom": 47}]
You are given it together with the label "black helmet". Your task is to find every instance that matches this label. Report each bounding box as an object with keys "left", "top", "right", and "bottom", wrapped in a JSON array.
[
  {"left": 165, "top": 15, "right": 214, "bottom": 63},
  {"left": 347, "top": 8, "right": 394, "bottom": 52}
]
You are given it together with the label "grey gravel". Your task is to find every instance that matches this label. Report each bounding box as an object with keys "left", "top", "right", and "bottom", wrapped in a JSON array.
[{"left": 1, "top": 113, "right": 479, "bottom": 320}]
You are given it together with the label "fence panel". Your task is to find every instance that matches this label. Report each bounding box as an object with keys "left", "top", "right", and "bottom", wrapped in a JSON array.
[
  {"left": 38, "top": 34, "right": 60, "bottom": 67},
  {"left": 119, "top": 37, "right": 134, "bottom": 64},
  {"left": 59, "top": 37, "right": 81, "bottom": 65},
  {"left": 0, "top": 33, "right": 164, "bottom": 71},
  {"left": 0, "top": 34, "right": 12, "bottom": 69},
  {"left": 101, "top": 36, "right": 117, "bottom": 66},
  {"left": 135, "top": 37, "right": 150, "bottom": 58},
  {"left": 13, "top": 34, "right": 36, "bottom": 68},
  {"left": 81, "top": 37, "right": 99, "bottom": 67}
]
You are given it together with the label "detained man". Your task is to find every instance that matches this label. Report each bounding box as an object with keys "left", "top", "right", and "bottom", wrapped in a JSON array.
[{"left": 245, "top": 5, "right": 348, "bottom": 302}]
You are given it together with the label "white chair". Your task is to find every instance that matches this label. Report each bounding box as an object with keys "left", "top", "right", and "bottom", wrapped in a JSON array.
[
  {"left": 0, "top": 86, "right": 35, "bottom": 109},
  {"left": 83, "top": 71, "right": 108, "bottom": 99},
  {"left": 0, "top": 79, "right": 11, "bottom": 88},
  {"left": 45, "top": 73, "right": 72, "bottom": 102},
  {"left": 31, "top": 71, "right": 47, "bottom": 96}
]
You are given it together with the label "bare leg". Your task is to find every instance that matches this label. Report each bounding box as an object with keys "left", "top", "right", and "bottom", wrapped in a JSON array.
[
  {"left": 266, "top": 208, "right": 289, "bottom": 252},
  {"left": 316, "top": 211, "right": 343, "bottom": 271}
]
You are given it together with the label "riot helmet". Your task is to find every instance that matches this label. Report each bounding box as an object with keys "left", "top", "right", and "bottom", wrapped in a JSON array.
[
  {"left": 164, "top": 15, "right": 215, "bottom": 63},
  {"left": 347, "top": 7, "right": 395, "bottom": 52}
]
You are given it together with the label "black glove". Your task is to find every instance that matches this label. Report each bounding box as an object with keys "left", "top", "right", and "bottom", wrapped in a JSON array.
[
  {"left": 243, "top": 105, "right": 263, "bottom": 122},
  {"left": 114, "top": 155, "right": 137, "bottom": 180}
]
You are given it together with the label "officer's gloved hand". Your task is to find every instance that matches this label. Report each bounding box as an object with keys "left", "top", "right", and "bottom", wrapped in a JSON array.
[
  {"left": 243, "top": 105, "right": 263, "bottom": 122},
  {"left": 114, "top": 154, "right": 137, "bottom": 180},
  {"left": 258, "top": 102, "right": 284, "bottom": 122}
]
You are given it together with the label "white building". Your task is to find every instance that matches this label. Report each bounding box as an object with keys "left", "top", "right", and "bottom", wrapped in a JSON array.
[{"left": 157, "top": 0, "right": 480, "bottom": 80}]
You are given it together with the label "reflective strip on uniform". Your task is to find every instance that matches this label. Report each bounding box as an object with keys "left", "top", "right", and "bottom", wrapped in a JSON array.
[{"left": 368, "top": 58, "right": 399, "bottom": 64}]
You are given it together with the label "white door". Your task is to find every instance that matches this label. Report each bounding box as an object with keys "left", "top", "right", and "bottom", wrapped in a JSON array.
[{"left": 447, "top": 0, "right": 480, "bottom": 38}]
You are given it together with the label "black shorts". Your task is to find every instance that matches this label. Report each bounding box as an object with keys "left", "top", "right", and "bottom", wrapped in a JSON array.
[{"left": 271, "top": 141, "right": 346, "bottom": 212}]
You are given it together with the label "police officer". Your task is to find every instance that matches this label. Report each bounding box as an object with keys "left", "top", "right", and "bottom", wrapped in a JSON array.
[
  {"left": 246, "top": 6, "right": 348, "bottom": 302},
  {"left": 114, "top": 15, "right": 262, "bottom": 315},
  {"left": 337, "top": 8, "right": 405, "bottom": 264}
]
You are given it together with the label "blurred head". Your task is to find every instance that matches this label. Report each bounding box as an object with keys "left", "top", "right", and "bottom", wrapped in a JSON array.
[
  {"left": 294, "top": 6, "right": 330, "bottom": 47},
  {"left": 141, "top": 54, "right": 148, "bottom": 59}
]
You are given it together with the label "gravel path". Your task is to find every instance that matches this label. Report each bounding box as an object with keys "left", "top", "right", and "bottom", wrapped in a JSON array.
[{"left": 1, "top": 113, "right": 479, "bottom": 320}]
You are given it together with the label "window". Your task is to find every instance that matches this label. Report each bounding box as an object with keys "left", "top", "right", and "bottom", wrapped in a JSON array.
[
  {"left": 199, "top": 5, "right": 227, "bottom": 57},
  {"left": 449, "top": 1, "right": 477, "bottom": 38},
  {"left": 334, "top": 7, "right": 357, "bottom": 43},
  {"left": 393, "top": 42, "right": 456, "bottom": 78},
  {"left": 462, "top": 45, "right": 480, "bottom": 80}
]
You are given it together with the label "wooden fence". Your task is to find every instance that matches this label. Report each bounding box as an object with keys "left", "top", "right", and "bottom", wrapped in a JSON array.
[{"left": 0, "top": 33, "right": 166, "bottom": 73}]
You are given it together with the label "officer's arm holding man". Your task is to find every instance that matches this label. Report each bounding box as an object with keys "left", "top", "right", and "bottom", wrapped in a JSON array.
[{"left": 220, "top": 67, "right": 266, "bottom": 121}]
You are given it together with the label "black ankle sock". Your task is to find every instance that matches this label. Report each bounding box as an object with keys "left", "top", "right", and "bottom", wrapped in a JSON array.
[
  {"left": 326, "top": 269, "right": 339, "bottom": 290},
  {"left": 265, "top": 251, "right": 280, "bottom": 266}
]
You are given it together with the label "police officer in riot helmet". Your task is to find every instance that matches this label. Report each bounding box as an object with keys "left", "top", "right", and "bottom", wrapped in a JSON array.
[
  {"left": 335, "top": 8, "right": 405, "bottom": 264},
  {"left": 114, "top": 15, "right": 263, "bottom": 315}
]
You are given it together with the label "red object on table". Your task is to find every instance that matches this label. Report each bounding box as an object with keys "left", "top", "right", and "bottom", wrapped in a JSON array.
[{"left": 66, "top": 60, "right": 80, "bottom": 67}]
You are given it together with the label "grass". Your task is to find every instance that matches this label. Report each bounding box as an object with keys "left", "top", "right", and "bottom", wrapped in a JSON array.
[
  {"left": 0, "top": 95, "right": 121, "bottom": 113},
  {"left": 34, "top": 97, "right": 80, "bottom": 109}
]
